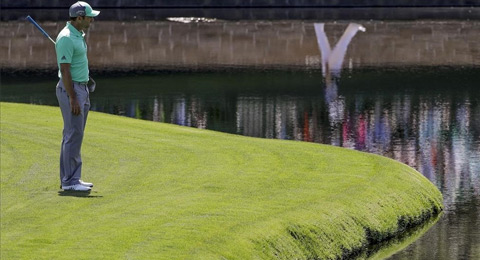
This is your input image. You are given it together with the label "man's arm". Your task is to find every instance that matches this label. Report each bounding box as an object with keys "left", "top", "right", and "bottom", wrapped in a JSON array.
[{"left": 60, "top": 63, "right": 81, "bottom": 115}]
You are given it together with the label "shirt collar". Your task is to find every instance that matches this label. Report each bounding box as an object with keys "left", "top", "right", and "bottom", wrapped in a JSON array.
[{"left": 67, "top": 22, "right": 85, "bottom": 37}]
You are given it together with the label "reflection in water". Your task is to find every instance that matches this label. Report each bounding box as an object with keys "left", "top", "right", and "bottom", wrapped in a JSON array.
[
  {"left": 314, "top": 23, "right": 365, "bottom": 146},
  {"left": 367, "top": 213, "right": 443, "bottom": 259}
]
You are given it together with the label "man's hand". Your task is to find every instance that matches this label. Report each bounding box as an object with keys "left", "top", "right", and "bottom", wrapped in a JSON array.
[
  {"left": 69, "top": 96, "right": 81, "bottom": 115},
  {"left": 60, "top": 63, "right": 81, "bottom": 116},
  {"left": 88, "top": 76, "right": 96, "bottom": 92}
]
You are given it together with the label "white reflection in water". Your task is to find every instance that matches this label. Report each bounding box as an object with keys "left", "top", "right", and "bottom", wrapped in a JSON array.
[
  {"left": 152, "top": 96, "right": 164, "bottom": 122},
  {"left": 236, "top": 96, "right": 265, "bottom": 137},
  {"left": 172, "top": 97, "right": 186, "bottom": 126},
  {"left": 314, "top": 23, "right": 365, "bottom": 144}
]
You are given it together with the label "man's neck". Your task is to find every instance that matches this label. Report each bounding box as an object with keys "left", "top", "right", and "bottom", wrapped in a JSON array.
[{"left": 70, "top": 21, "right": 83, "bottom": 33}]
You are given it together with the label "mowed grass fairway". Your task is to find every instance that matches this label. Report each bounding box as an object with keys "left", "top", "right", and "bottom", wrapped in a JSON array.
[{"left": 1, "top": 102, "right": 443, "bottom": 260}]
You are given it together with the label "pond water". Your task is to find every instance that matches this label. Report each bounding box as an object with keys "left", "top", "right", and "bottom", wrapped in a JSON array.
[{"left": 2, "top": 66, "right": 479, "bottom": 259}]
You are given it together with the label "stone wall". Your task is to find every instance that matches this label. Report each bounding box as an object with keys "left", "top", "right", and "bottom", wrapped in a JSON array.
[{"left": 1, "top": 20, "right": 479, "bottom": 71}]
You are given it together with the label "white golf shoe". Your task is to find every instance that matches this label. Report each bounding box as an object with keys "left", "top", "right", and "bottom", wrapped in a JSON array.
[
  {"left": 79, "top": 180, "right": 93, "bottom": 187},
  {"left": 62, "top": 184, "right": 92, "bottom": 192}
]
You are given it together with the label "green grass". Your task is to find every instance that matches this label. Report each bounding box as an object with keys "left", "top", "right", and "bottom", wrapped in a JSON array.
[{"left": 1, "top": 102, "right": 443, "bottom": 260}]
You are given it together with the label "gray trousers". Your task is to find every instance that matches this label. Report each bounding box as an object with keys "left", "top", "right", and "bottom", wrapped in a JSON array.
[{"left": 56, "top": 80, "right": 90, "bottom": 186}]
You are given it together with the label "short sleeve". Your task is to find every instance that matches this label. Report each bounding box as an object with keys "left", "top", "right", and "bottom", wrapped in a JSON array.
[{"left": 56, "top": 37, "right": 73, "bottom": 64}]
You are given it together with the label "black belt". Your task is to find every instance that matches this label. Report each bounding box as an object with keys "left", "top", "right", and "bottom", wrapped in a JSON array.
[{"left": 74, "top": 81, "right": 88, "bottom": 85}]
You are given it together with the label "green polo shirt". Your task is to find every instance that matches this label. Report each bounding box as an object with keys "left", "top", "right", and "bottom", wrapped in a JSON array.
[{"left": 55, "top": 22, "right": 89, "bottom": 82}]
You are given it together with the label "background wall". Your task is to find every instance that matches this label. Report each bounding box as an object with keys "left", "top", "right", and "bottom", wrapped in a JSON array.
[{"left": 1, "top": 20, "right": 478, "bottom": 72}]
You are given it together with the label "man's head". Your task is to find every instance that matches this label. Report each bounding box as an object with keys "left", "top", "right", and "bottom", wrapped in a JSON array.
[{"left": 69, "top": 1, "right": 99, "bottom": 30}]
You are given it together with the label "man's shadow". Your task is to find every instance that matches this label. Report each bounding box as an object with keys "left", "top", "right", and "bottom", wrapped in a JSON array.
[{"left": 58, "top": 190, "right": 103, "bottom": 198}]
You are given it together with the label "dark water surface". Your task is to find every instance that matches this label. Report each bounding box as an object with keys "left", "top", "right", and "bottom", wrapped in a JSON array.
[{"left": 2, "top": 67, "right": 479, "bottom": 259}]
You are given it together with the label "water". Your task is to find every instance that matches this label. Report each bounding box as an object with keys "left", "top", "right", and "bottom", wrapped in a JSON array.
[{"left": 2, "top": 67, "right": 479, "bottom": 259}]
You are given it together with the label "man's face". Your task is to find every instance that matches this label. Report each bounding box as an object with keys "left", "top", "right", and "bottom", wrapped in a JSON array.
[{"left": 78, "top": 16, "right": 94, "bottom": 30}]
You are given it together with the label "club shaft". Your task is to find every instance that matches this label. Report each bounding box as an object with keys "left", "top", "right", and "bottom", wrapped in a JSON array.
[{"left": 26, "top": 15, "right": 56, "bottom": 44}]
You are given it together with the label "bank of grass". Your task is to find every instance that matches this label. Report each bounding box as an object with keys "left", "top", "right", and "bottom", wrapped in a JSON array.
[{"left": 1, "top": 102, "right": 443, "bottom": 259}]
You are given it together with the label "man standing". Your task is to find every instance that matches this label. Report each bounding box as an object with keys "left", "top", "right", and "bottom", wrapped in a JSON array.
[{"left": 56, "top": 1, "right": 99, "bottom": 191}]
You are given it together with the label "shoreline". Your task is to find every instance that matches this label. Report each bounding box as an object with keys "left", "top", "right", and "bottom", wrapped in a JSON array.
[{"left": 2, "top": 64, "right": 480, "bottom": 79}]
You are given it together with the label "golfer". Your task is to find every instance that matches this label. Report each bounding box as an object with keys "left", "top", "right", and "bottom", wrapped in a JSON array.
[{"left": 56, "top": 1, "right": 99, "bottom": 191}]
